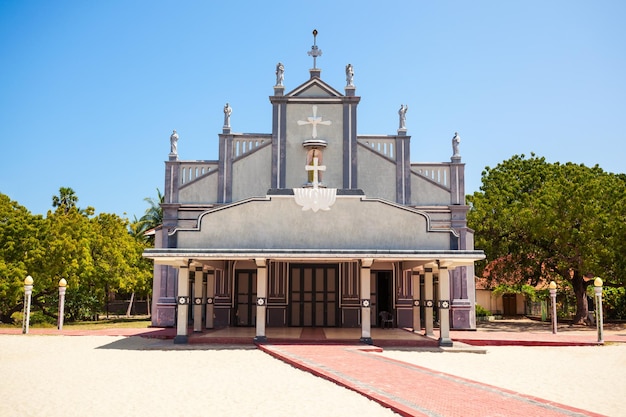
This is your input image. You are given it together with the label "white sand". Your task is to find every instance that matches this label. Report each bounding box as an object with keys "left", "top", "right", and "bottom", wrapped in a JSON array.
[
  {"left": 0, "top": 335, "right": 397, "bottom": 417},
  {"left": 1, "top": 335, "right": 624, "bottom": 417},
  {"left": 380, "top": 345, "right": 626, "bottom": 417}
]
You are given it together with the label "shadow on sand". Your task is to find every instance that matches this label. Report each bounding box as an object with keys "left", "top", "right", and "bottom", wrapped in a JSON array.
[{"left": 95, "top": 336, "right": 257, "bottom": 351}]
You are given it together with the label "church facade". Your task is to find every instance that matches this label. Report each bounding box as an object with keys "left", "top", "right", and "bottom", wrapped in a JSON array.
[{"left": 144, "top": 36, "right": 484, "bottom": 346}]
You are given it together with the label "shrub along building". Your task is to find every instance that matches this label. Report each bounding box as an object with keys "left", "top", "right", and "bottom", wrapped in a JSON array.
[{"left": 143, "top": 33, "right": 485, "bottom": 346}]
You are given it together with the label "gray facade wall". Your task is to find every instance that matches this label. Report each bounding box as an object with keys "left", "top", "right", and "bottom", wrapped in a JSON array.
[
  {"left": 410, "top": 172, "right": 452, "bottom": 206},
  {"left": 357, "top": 146, "right": 396, "bottom": 201},
  {"left": 175, "top": 197, "right": 451, "bottom": 251},
  {"left": 232, "top": 145, "right": 273, "bottom": 201},
  {"left": 284, "top": 103, "right": 344, "bottom": 189},
  {"left": 179, "top": 172, "right": 219, "bottom": 203}
]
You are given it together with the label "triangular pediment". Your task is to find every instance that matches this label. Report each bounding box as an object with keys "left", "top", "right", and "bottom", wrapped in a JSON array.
[{"left": 287, "top": 77, "right": 343, "bottom": 98}]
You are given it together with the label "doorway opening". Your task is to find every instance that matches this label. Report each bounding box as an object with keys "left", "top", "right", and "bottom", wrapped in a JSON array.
[
  {"left": 234, "top": 270, "right": 257, "bottom": 326},
  {"left": 376, "top": 271, "right": 393, "bottom": 327}
]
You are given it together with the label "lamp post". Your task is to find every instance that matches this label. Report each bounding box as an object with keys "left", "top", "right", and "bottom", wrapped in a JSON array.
[
  {"left": 594, "top": 277, "right": 604, "bottom": 344},
  {"left": 22, "top": 276, "right": 33, "bottom": 334},
  {"left": 58, "top": 278, "right": 67, "bottom": 330},
  {"left": 549, "top": 281, "right": 557, "bottom": 334}
]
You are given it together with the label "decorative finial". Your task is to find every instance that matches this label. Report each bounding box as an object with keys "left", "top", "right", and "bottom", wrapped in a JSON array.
[{"left": 307, "top": 29, "right": 322, "bottom": 69}]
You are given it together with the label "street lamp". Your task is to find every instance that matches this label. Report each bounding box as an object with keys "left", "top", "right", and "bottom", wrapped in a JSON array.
[
  {"left": 58, "top": 278, "right": 67, "bottom": 330},
  {"left": 549, "top": 281, "right": 557, "bottom": 334},
  {"left": 22, "top": 276, "right": 33, "bottom": 334},
  {"left": 594, "top": 277, "right": 604, "bottom": 344}
]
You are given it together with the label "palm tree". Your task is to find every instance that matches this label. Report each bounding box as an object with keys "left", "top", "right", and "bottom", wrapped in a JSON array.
[
  {"left": 129, "top": 215, "right": 149, "bottom": 243},
  {"left": 52, "top": 186, "right": 78, "bottom": 213},
  {"left": 136, "top": 188, "right": 164, "bottom": 245}
]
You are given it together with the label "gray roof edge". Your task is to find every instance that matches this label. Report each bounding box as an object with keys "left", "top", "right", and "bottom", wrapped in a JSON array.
[{"left": 143, "top": 248, "right": 485, "bottom": 259}]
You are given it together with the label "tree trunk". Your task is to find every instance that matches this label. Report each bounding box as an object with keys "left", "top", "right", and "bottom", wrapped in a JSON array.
[
  {"left": 1, "top": 304, "right": 25, "bottom": 324},
  {"left": 125, "top": 292, "right": 135, "bottom": 318},
  {"left": 571, "top": 274, "right": 589, "bottom": 325}
]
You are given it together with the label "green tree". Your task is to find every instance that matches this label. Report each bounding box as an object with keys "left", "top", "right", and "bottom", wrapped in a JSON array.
[
  {"left": 468, "top": 154, "right": 626, "bottom": 324},
  {"left": 140, "top": 189, "right": 163, "bottom": 228},
  {"left": 42, "top": 202, "right": 96, "bottom": 320},
  {"left": 91, "top": 212, "right": 152, "bottom": 316},
  {"left": 0, "top": 194, "right": 46, "bottom": 323},
  {"left": 0, "top": 190, "right": 155, "bottom": 322},
  {"left": 134, "top": 188, "right": 164, "bottom": 246},
  {"left": 125, "top": 189, "right": 165, "bottom": 316},
  {"left": 52, "top": 186, "right": 79, "bottom": 214}
]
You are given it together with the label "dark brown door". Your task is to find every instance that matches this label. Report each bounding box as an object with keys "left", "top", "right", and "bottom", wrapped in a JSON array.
[
  {"left": 503, "top": 293, "right": 517, "bottom": 316},
  {"left": 290, "top": 265, "right": 338, "bottom": 327},
  {"left": 235, "top": 270, "right": 257, "bottom": 326}
]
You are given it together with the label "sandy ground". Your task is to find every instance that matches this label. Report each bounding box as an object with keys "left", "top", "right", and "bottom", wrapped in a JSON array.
[
  {"left": 0, "top": 335, "right": 397, "bottom": 417},
  {"left": 1, "top": 335, "right": 624, "bottom": 417},
  {"left": 380, "top": 344, "right": 626, "bottom": 417}
]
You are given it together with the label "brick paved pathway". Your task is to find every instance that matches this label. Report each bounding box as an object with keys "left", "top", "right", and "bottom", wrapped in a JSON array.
[{"left": 259, "top": 344, "right": 605, "bottom": 417}]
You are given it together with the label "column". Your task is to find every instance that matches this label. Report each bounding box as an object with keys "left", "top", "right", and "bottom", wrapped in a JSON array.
[
  {"left": 174, "top": 264, "right": 190, "bottom": 344},
  {"left": 193, "top": 267, "right": 204, "bottom": 332},
  {"left": 438, "top": 265, "right": 453, "bottom": 347},
  {"left": 360, "top": 259, "right": 373, "bottom": 344},
  {"left": 424, "top": 267, "right": 435, "bottom": 336},
  {"left": 254, "top": 259, "right": 268, "bottom": 343},
  {"left": 412, "top": 271, "right": 421, "bottom": 333},
  {"left": 205, "top": 270, "right": 215, "bottom": 329}
]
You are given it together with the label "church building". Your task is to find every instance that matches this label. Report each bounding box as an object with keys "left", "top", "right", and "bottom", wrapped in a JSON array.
[{"left": 143, "top": 32, "right": 485, "bottom": 346}]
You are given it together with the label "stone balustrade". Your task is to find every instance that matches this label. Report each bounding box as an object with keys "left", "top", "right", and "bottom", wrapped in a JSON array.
[
  {"left": 232, "top": 136, "right": 271, "bottom": 158},
  {"left": 412, "top": 164, "right": 450, "bottom": 188},
  {"left": 179, "top": 162, "right": 218, "bottom": 185},
  {"left": 358, "top": 137, "right": 395, "bottom": 159}
]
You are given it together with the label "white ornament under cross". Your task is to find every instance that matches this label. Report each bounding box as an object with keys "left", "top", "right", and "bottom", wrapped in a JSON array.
[
  {"left": 305, "top": 157, "right": 326, "bottom": 189},
  {"left": 297, "top": 105, "right": 331, "bottom": 139}
]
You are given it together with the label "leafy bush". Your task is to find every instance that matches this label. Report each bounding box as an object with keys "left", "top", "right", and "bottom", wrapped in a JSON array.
[
  {"left": 64, "top": 288, "right": 101, "bottom": 321},
  {"left": 603, "top": 287, "right": 626, "bottom": 320},
  {"left": 11, "top": 310, "right": 55, "bottom": 326},
  {"left": 475, "top": 304, "right": 491, "bottom": 317}
]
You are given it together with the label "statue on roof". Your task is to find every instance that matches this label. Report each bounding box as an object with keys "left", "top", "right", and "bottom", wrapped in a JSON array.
[
  {"left": 169, "top": 130, "right": 179, "bottom": 155},
  {"left": 398, "top": 104, "right": 408, "bottom": 130},
  {"left": 452, "top": 132, "right": 461, "bottom": 157},
  {"left": 223, "top": 103, "right": 232, "bottom": 128},
  {"left": 345, "top": 64, "right": 354, "bottom": 87},
  {"left": 275, "top": 62, "right": 284, "bottom": 86}
]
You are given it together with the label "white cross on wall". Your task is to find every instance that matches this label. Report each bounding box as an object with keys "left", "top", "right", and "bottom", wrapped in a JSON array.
[
  {"left": 297, "top": 105, "right": 331, "bottom": 139},
  {"left": 305, "top": 157, "right": 326, "bottom": 189}
]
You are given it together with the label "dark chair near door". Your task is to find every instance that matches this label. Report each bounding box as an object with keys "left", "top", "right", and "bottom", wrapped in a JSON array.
[{"left": 379, "top": 311, "right": 394, "bottom": 329}]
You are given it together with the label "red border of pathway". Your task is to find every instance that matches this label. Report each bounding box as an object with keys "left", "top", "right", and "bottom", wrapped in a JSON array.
[{"left": 0, "top": 327, "right": 176, "bottom": 338}]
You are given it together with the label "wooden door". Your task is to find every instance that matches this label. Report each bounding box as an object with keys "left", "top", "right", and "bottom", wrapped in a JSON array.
[
  {"left": 503, "top": 293, "right": 517, "bottom": 316},
  {"left": 290, "top": 265, "right": 338, "bottom": 327},
  {"left": 235, "top": 270, "right": 257, "bottom": 326}
]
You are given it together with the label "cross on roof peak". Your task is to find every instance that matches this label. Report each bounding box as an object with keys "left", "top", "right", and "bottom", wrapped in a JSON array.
[{"left": 307, "top": 29, "right": 322, "bottom": 69}]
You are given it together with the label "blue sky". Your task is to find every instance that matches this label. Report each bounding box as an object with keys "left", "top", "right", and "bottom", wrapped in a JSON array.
[{"left": 1, "top": 1, "right": 624, "bottom": 220}]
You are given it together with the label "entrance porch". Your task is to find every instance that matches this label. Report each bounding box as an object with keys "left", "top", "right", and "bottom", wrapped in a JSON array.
[
  {"left": 173, "top": 326, "right": 442, "bottom": 348},
  {"left": 145, "top": 250, "right": 484, "bottom": 347}
]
